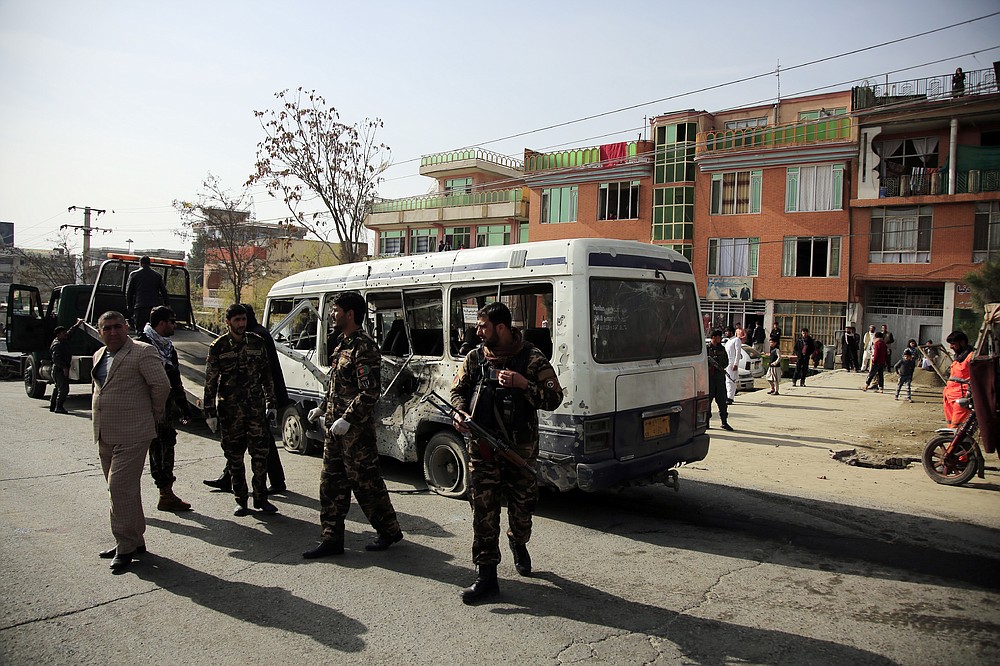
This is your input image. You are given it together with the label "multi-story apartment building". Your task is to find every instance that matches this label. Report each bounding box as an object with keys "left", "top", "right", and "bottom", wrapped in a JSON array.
[
  {"left": 367, "top": 63, "right": 999, "bottom": 359},
  {"left": 850, "top": 65, "right": 1000, "bottom": 347},
  {"left": 366, "top": 148, "right": 527, "bottom": 255}
]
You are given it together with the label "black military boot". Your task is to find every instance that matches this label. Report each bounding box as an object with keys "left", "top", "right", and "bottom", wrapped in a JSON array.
[
  {"left": 508, "top": 537, "right": 532, "bottom": 577},
  {"left": 233, "top": 499, "right": 250, "bottom": 517},
  {"left": 253, "top": 497, "right": 278, "bottom": 513},
  {"left": 303, "top": 535, "right": 345, "bottom": 559},
  {"left": 460, "top": 565, "right": 499, "bottom": 605},
  {"left": 204, "top": 469, "right": 232, "bottom": 492}
]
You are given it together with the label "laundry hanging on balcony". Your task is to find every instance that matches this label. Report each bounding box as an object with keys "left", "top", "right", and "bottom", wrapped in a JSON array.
[{"left": 599, "top": 142, "right": 628, "bottom": 168}]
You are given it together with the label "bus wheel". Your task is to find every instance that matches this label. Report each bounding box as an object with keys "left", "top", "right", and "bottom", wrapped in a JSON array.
[
  {"left": 423, "top": 431, "right": 468, "bottom": 499},
  {"left": 24, "top": 361, "right": 45, "bottom": 399},
  {"left": 281, "top": 405, "right": 312, "bottom": 455}
]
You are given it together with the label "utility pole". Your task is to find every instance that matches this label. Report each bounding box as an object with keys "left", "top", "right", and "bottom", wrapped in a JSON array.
[{"left": 63, "top": 205, "right": 110, "bottom": 283}]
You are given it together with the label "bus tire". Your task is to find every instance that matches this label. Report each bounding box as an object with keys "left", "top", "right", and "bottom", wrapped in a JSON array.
[
  {"left": 423, "top": 431, "right": 468, "bottom": 499},
  {"left": 24, "top": 361, "right": 46, "bottom": 399},
  {"left": 281, "top": 405, "right": 312, "bottom": 455}
]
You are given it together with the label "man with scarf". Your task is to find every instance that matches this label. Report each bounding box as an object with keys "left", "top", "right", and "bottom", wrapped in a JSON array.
[
  {"left": 136, "top": 306, "right": 192, "bottom": 512},
  {"left": 450, "top": 302, "right": 563, "bottom": 604}
]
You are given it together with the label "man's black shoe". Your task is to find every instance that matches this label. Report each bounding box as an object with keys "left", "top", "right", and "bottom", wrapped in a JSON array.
[
  {"left": 508, "top": 537, "right": 531, "bottom": 576},
  {"left": 461, "top": 565, "right": 499, "bottom": 604},
  {"left": 266, "top": 483, "right": 287, "bottom": 494},
  {"left": 99, "top": 545, "right": 146, "bottom": 559},
  {"left": 110, "top": 552, "right": 133, "bottom": 572},
  {"left": 54, "top": 407, "right": 69, "bottom": 414},
  {"left": 365, "top": 532, "right": 403, "bottom": 551},
  {"left": 726, "top": 399, "right": 734, "bottom": 405},
  {"left": 303, "top": 538, "right": 344, "bottom": 559},
  {"left": 203, "top": 473, "right": 232, "bottom": 492},
  {"left": 253, "top": 498, "right": 279, "bottom": 513},
  {"left": 233, "top": 501, "right": 251, "bottom": 517},
  {"left": 721, "top": 423, "right": 735, "bottom": 431}
]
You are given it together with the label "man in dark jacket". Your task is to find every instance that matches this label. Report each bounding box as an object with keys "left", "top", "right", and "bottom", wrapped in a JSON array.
[
  {"left": 203, "top": 304, "right": 288, "bottom": 494},
  {"left": 706, "top": 330, "right": 733, "bottom": 431},
  {"left": 125, "top": 256, "right": 170, "bottom": 331},
  {"left": 136, "top": 306, "right": 192, "bottom": 511},
  {"left": 791, "top": 328, "right": 815, "bottom": 387},
  {"left": 49, "top": 324, "right": 77, "bottom": 414}
]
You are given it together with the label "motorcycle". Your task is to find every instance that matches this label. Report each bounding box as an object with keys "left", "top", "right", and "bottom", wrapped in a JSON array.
[{"left": 922, "top": 382, "right": 985, "bottom": 486}]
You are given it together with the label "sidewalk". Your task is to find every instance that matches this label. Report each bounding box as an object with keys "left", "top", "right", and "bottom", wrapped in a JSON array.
[{"left": 685, "top": 367, "right": 1000, "bottom": 530}]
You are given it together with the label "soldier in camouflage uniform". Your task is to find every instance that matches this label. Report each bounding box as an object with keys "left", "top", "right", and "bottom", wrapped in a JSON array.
[
  {"left": 302, "top": 291, "right": 403, "bottom": 559},
  {"left": 203, "top": 303, "right": 278, "bottom": 516},
  {"left": 450, "top": 302, "right": 563, "bottom": 604}
]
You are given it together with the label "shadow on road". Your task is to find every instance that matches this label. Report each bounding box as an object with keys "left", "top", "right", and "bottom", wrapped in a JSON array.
[
  {"left": 494, "top": 571, "right": 897, "bottom": 664},
  {"left": 535, "top": 481, "right": 1000, "bottom": 592},
  {"left": 132, "top": 553, "right": 367, "bottom": 653}
]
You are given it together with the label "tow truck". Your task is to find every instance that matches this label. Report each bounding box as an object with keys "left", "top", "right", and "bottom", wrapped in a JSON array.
[{"left": 4, "top": 254, "right": 215, "bottom": 411}]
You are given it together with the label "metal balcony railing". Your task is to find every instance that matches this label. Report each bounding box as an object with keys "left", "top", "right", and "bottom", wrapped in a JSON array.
[
  {"left": 420, "top": 147, "right": 523, "bottom": 171},
  {"left": 878, "top": 169, "right": 1000, "bottom": 197},
  {"left": 524, "top": 141, "right": 642, "bottom": 173},
  {"left": 371, "top": 186, "right": 526, "bottom": 213},
  {"left": 852, "top": 67, "right": 998, "bottom": 111},
  {"left": 697, "top": 116, "right": 852, "bottom": 155}
]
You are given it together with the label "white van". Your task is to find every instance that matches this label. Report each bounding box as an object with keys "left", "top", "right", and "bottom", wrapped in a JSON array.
[{"left": 264, "top": 238, "right": 710, "bottom": 497}]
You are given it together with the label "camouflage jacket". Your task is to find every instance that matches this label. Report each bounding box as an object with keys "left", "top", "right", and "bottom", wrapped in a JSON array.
[
  {"left": 322, "top": 329, "right": 380, "bottom": 426},
  {"left": 451, "top": 337, "right": 563, "bottom": 446},
  {"left": 203, "top": 331, "right": 275, "bottom": 418}
]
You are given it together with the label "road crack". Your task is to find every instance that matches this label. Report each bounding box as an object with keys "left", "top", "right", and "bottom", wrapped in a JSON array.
[{"left": 0, "top": 588, "right": 163, "bottom": 632}]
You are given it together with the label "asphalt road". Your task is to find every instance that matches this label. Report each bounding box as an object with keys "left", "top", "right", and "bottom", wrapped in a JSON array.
[{"left": 0, "top": 372, "right": 998, "bottom": 665}]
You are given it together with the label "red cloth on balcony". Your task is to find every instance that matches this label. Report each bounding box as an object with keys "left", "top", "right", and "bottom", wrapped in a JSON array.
[{"left": 600, "top": 142, "right": 628, "bottom": 167}]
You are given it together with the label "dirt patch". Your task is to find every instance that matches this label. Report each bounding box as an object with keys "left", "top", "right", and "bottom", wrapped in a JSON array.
[{"left": 853, "top": 369, "right": 944, "bottom": 463}]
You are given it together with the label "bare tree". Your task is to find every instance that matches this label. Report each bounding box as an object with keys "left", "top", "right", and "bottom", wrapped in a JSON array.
[
  {"left": 174, "top": 174, "right": 273, "bottom": 305},
  {"left": 248, "top": 88, "right": 389, "bottom": 264},
  {"left": 1, "top": 230, "right": 79, "bottom": 295}
]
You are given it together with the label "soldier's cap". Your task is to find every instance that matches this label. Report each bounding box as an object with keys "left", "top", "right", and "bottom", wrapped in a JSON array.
[
  {"left": 53, "top": 326, "right": 67, "bottom": 335},
  {"left": 710, "top": 329, "right": 723, "bottom": 338},
  {"left": 903, "top": 349, "right": 914, "bottom": 356}
]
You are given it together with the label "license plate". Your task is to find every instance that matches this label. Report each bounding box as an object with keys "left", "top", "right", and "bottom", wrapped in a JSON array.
[{"left": 643, "top": 415, "right": 670, "bottom": 439}]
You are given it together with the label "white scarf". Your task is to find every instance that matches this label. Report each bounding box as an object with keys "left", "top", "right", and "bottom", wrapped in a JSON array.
[{"left": 143, "top": 322, "right": 175, "bottom": 368}]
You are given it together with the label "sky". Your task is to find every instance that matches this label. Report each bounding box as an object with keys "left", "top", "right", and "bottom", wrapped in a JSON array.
[{"left": 1, "top": 0, "right": 998, "bottom": 255}]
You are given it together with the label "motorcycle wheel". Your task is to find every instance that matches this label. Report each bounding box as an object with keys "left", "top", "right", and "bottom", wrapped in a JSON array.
[{"left": 922, "top": 434, "right": 978, "bottom": 486}]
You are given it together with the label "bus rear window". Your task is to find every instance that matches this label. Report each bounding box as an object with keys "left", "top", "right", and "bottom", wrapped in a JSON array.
[{"left": 590, "top": 278, "right": 702, "bottom": 363}]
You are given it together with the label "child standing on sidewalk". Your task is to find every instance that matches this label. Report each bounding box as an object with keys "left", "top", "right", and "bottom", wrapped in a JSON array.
[
  {"left": 766, "top": 337, "right": 782, "bottom": 395},
  {"left": 893, "top": 348, "right": 916, "bottom": 402}
]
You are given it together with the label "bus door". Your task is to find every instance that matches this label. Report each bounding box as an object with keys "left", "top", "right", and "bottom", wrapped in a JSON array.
[{"left": 367, "top": 288, "right": 446, "bottom": 462}]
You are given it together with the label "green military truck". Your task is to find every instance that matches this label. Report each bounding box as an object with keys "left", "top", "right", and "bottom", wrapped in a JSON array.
[{"left": 4, "top": 254, "right": 213, "bottom": 407}]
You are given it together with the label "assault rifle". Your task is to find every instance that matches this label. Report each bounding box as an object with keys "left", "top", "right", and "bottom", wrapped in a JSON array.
[{"left": 420, "top": 390, "right": 532, "bottom": 471}]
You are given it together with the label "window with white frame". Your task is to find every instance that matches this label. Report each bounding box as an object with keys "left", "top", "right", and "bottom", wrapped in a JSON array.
[
  {"left": 597, "top": 181, "right": 639, "bottom": 220},
  {"left": 724, "top": 117, "right": 768, "bottom": 130},
  {"left": 710, "top": 170, "right": 762, "bottom": 215},
  {"left": 974, "top": 202, "right": 1000, "bottom": 262},
  {"left": 409, "top": 228, "right": 436, "bottom": 254},
  {"left": 445, "top": 177, "right": 472, "bottom": 194},
  {"left": 782, "top": 236, "right": 841, "bottom": 277},
  {"left": 708, "top": 237, "right": 759, "bottom": 276},
  {"left": 379, "top": 230, "right": 403, "bottom": 255},
  {"left": 869, "top": 206, "right": 932, "bottom": 264},
  {"left": 540, "top": 186, "right": 578, "bottom": 224},
  {"left": 786, "top": 164, "right": 844, "bottom": 212},
  {"left": 444, "top": 226, "right": 470, "bottom": 250}
]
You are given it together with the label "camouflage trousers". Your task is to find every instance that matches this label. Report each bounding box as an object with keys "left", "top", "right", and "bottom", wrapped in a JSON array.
[
  {"left": 467, "top": 438, "right": 539, "bottom": 566},
  {"left": 148, "top": 419, "right": 177, "bottom": 489},
  {"left": 219, "top": 404, "right": 270, "bottom": 503},
  {"left": 319, "top": 423, "right": 400, "bottom": 540}
]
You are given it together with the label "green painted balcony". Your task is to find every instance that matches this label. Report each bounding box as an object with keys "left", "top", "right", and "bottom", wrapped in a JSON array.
[
  {"left": 371, "top": 186, "right": 526, "bottom": 213},
  {"left": 525, "top": 142, "right": 641, "bottom": 173},
  {"left": 697, "top": 116, "right": 853, "bottom": 155}
]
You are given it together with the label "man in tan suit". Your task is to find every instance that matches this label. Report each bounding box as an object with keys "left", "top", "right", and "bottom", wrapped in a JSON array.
[{"left": 92, "top": 311, "right": 170, "bottom": 572}]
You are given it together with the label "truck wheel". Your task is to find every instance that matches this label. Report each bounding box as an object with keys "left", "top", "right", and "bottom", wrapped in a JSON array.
[
  {"left": 24, "top": 361, "right": 46, "bottom": 399},
  {"left": 281, "top": 405, "right": 312, "bottom": 455},
  {"left": 422, "top": 431, "right": 468, "bottom": 499}
]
